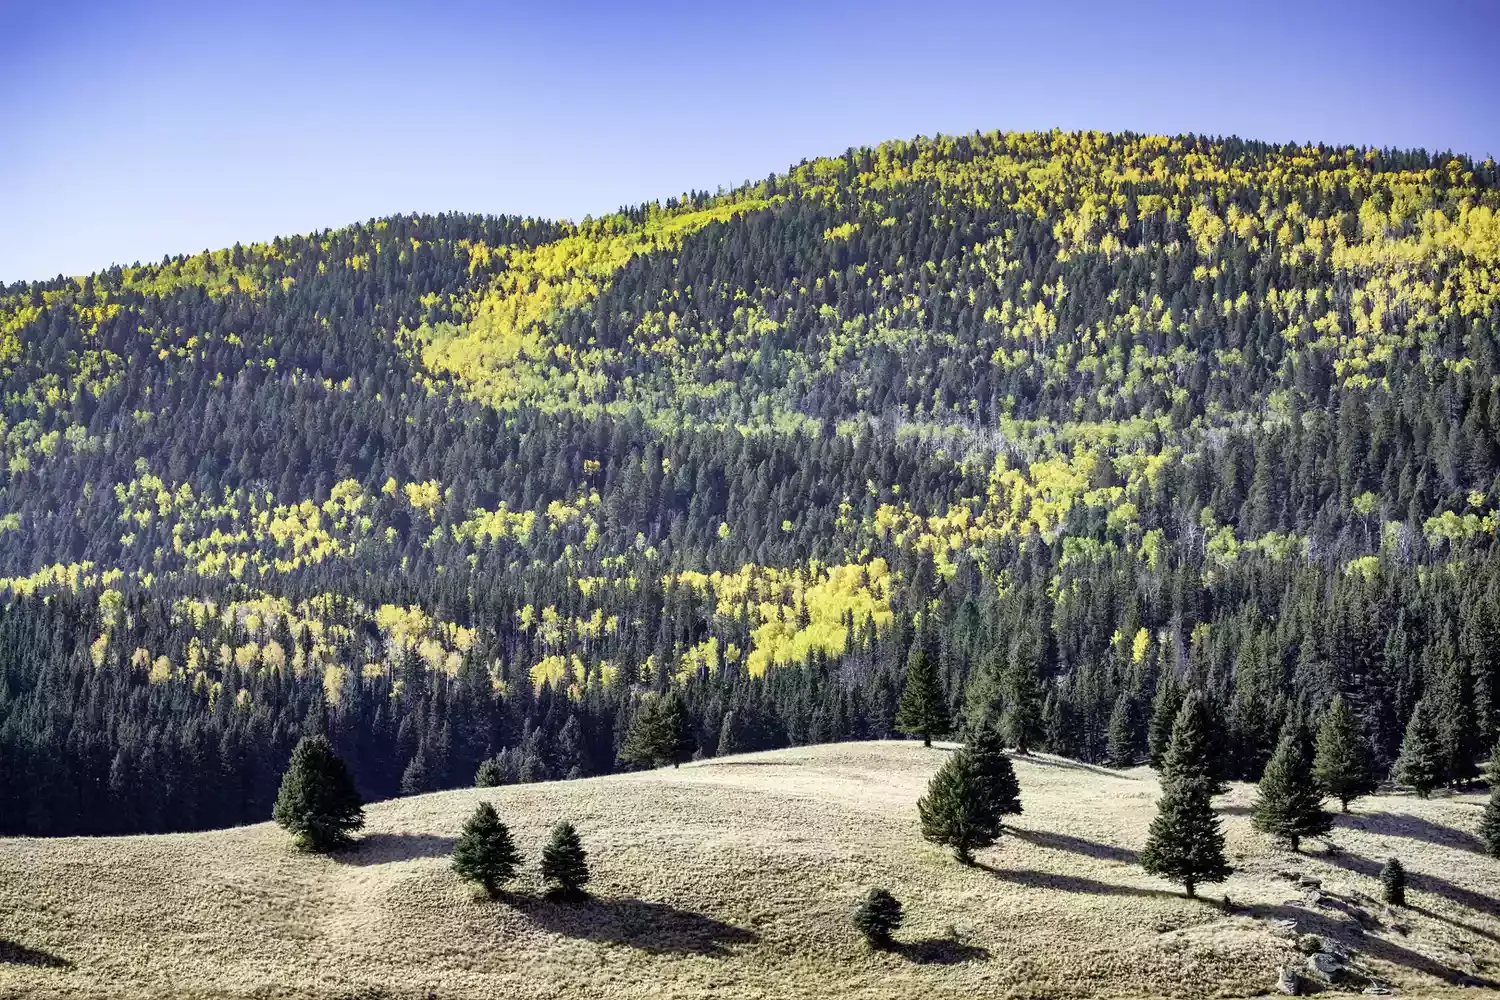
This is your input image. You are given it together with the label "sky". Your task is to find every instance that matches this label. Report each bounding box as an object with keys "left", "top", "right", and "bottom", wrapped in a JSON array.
[{"left": 1, "top": 0, "right": 1496, "bottom": 283}]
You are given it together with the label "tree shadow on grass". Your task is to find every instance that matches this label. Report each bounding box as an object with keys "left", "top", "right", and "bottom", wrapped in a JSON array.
[
  {"left": 1322, "top": 850, "right": 1500, "bottom": 917},
  {"left": 977, "top": 864, "right": 1175, "bottom": 899},
  {"left": 515, "top": 896, "right": 758, "bottom": 956},
  {"left": 332, "top": 832, "right": 457, "bottom": 866},
  {"left": 0, "top": 939, "right": 70, "bottom": 969},
  {"left": 1009, "top": 827, "right": 1139, "bottom": 865},
  {"left": 1245, "top": 901, "right": 1499, "bottom": 989},
  {"left": 1337, "top": 811, "right": 1485, "bottom": 853},
  {"left": 893, "top": 938, "right": 990, "bottom": 964}
]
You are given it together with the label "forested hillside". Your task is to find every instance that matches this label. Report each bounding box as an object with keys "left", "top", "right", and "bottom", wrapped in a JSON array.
[{"left": 3, "top": 130, "right": 1499, "bottom": 835}]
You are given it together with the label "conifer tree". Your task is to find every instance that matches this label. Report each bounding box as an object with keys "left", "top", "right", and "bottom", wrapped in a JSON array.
[
  {"left": 1106, "top": 692, "right": 1137, "bottom": 768},
  {"left": 1140, "top": 694, "right": 1230, "bottom": 897},
  {"left": 1000, "top": 656, "right": 1043, "bottom": 754},
  {"left": 1394, "top": 698, "right": 1445, "bottom": 798},
  {"left": 917, "top": 749, "right": 997, "bottom": 864},
  {"left": 896, "top": 646, "right": 949, "bottom": 748},
  {"left": 966, "top": 724, "right": 1023, "bottom": 822},
  {"left": 1312, "top": 695, "right": 1376, "bottom": 812},
  {"left": 1482, "top": 784, "right": 1500, "bottom": 858},
  {"left": 618, "top": 692, "right": 697, "bottom": 769},
  {"left": 451, "top": 802, "right": 521, "bottom": 897},
  {"left": 717, "top": 709, "right": 741, "bottom": 757},
  {"left": 541, "top": 821, "right": 591, "bottom": 900},
  {"left": 273, "top": 735, "right": 364, "bottom": 852},
  {"left": 852, "top": 887, "right": 903, "bottom": 949},
  {"left": 1486, "top": 739, "right": 1500, "bottom": 787},
  {"left": 1147, "top": 673, "right": 1184, "bottom": 770},
  {"left": 1252, "top": 728, "right": 1333, "bottom": 852},
  {"left": 474, "top": 756, "right": 504, "bottom": 788},
  {"left": 1380, "top": 857, "right": 1406, "bottom": 905},
  {"left": 1162, "top": 692, "right": 1227, "bottom": 794}
]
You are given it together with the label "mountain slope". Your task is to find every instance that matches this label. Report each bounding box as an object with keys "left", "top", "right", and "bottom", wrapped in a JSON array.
[
  {"left": 2, "top": 742, "right": 1497, "bottom": 998},
  {"left": 2, "top": 131, "right": 1500, "bottom": 836}
]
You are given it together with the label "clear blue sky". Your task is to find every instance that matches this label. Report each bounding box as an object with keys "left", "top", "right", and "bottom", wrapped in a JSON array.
[{"left": 2, "top": 0, "right": 1496, "bottom": 283}]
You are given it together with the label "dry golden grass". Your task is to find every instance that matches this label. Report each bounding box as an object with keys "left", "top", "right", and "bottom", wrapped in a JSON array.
[{"left": 2, "top": 741, "right": 1498, "bottom": 999}]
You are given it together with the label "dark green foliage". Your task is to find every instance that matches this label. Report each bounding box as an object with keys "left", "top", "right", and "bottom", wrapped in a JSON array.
[
  {"left": 1312, "top": 696, "right": 1376, "bottom": 812},
  {"left": 451, "top": 802, "right": 521, "bottom": 897},
  {"left": 618, "top": 692, "right": 697, "bottom": 769},
  {"left": 1486, "top": 740, "right": 1500, "bottom": 787},
  {"left": 474, "top": 758, "right": 504, "bottom": 788},
  {"left": 1147, "top": 674, "right": 1184, "bottom": 770},
  {"left": 1381, "top": 857, "right": 1406, "bottom": 906},
  {"left": 1161, "top": 693, "right": 1228, "bottom": 794},
  {"left": 1141, "top": 697, "right": 1230, "bottom": 897},
  {"left": 400, "top": 751, "right": 431, "bottom": 796},
  {"left": 917, "top": 748, "right": 997, "bottom": 864},
  {"left": 1482, "top": 786, "right": 1500, "bottom": 857},
  {"left": 966, "top": 724, "right": 1023, "bottom": 821},
  {"left": 896, "top": 647, "right": 949, "bottom": 748},
  {"left": 540, "top": 821, "right": 590, "bottom": 899},
  {"left": 1394, "top": 699, "right": 1445, "bottom": 798},
  {"left": 1106, "top": 692, "right": 1138, "bottom": 768},
  {"left": 1252, "top": 728, "right": 1333, "bottom": 852},
  {"left": 717, "top": 710, "right": 741, "bottom": 757},
  {"left": 1000, "top": 656, "right": 1044, "bottom": 755},
  {"left": 272, "top": 735, "right": 364, "bottom": 852},
  {"left": 852, "top": 887, "right": 903, "bottom": 948}
]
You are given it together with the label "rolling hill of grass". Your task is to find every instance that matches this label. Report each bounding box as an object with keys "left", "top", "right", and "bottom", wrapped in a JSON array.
[{"left": 2, "top": 741, "right": 1497, "bottom": 999}]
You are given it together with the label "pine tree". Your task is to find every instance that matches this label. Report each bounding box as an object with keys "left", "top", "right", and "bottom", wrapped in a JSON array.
[
  {"left": 541, "top": 821, "right": 590, "bottom": 899},
  {"left": 272, "top": 735, "right": 364, "bottom": 852},
  {"left": 1106, "top": 692, "right": 1137, "bottom": 768},
  {"left": 1252, "top": 728, "right": 1333, "bottom": 852},
  {"left": 618, "top": 691, "right": 697, "bottom": 769},
  {"left": 1486, "top": 739, "right": 1500, "bottom": 787},
  {"left": 1482, "top": 785, "right": 1500, "bottom": 857},
  {"left": 717, "top": 709, "right": 741, "bottom": 757},
  {"left": 1312, "top": 695, "right": 1376, "bottom": 812},
  {"left": 474, "top": 756, "right": 504, "bottom": 787},
  {"left": 896, "top": 646, "right": 949, "bottom": 747},
  {"left": 1140, "top": 695, "right": 1231, "bottom": 897},
  {"left": 1000, "top": 656, "right": 1043, "bottom": 754},
  {"left": 917, "top": 749, "right": 997, "bottom": 864},
  {"left": 966, "top": 724, "right": 1023, "bottom": 822},
  {"left": 451, "top": 802, "right": 521, "bottom": 897},
  {"left": 1394, "top": 698, "right": 1445, "bottom": 798},
  {"left": 852, "top": 887, "right": 903, "bottom": 948},
  {"left": 1380, "top": 857, "right": 1406, "bottom": 906},
  {"left": 1147, "top": 673, "right": 1184, "bottom": 770},
  {"left": 1162, "top": 692, "right": 1227, "bottom": 794},
  {"left": 400, "top": 750, "right": 430, "bottom": 796}
]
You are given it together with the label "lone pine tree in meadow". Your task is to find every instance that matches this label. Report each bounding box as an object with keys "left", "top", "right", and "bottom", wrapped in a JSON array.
[
  {"left": 1140, "top": 695, "right": 1230, "bottom": 897},
  {"left": 1381, "top": 857, "right": 1407, "bottom": 906},
  {"left": 896, "top": 646, "right": 949, "bottom": 747},
  {"left": 1312, "top": 695, "right": 1377, "bottom": 812},
  {"left": 918, "top": 747, "right": 998, "bottom": 864},
  {"left": 966, "top": 724, "right": 1023, "bottom": 823},
  {"left": 1253, "top": 727, "right": 1333, "bottom": 852},
  {"left": 541, "top": 821, "right": 591, "bottom": 900},
  {"left": 273, "top": 734, "right": 364, "bottom": 852},
  {"left": 451, "top": 802, "right": 522, "bottom": 898},
  {"left": 1394, "top": 698, "right": 1445, "bottom": 798}
]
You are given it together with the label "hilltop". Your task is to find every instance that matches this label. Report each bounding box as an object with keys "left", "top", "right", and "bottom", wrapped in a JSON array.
[
  {"left": 1, "top": 130, "right": 1500, "bottom": 844},
  {"left": 2, "top": 742, "right": 1498, "bottom": 998}
]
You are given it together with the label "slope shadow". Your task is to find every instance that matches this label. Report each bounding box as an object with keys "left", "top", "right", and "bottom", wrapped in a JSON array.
[
  {"left": 893, "top": 938, "right": 990, "bottom": 964},
  {"left": 1322, "top": 851, "right": 1500, "bottom": 917},
  {"left": 978, "top": 864, "right": 1175, "bottom": 899},
  {"left": 1246, "top": 901, "right": 1499, "bottom": 989},
  {"left": 1411, "top": 903, "right": 1500, "bottom": 946},
  {"left": 0, "top": 939, "right": 70, "bottom": 968},
  {"left": 332, "top": 832, "right": 457, "bottom": 866},
  {"left": 1009, "top": 827, "right": 1139, "bottom": 865},
  {"left": 1337, "top": 811, "right": 1484, "bottom": 853},
  {"left": 1011, "top": 755, "right": 1139, "bottom": 780},
  {"left": 516, "top": 896, "right": 758, "bottom": 956}
]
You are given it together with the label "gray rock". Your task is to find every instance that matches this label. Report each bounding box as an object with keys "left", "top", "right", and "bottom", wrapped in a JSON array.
[
  {"left": 1308, "top": 952, "right": 1342, "bottom": 977},
  {"left": 1278, "top": 966, "right": 1303, "bottom": 995}
]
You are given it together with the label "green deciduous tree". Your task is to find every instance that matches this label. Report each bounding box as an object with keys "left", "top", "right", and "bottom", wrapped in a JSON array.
[
  {"left": 1252, "top": 728, "right": 1333, "bottom": 852},
  {"left": 273, "top": 735, "right": 364, "bottom": 852},
  {"left": 451, "top": 802, "right": 521, "bottom": 897},
  {"left": 1312, "top": 696, "right": 1376, "bottom": 812}
]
